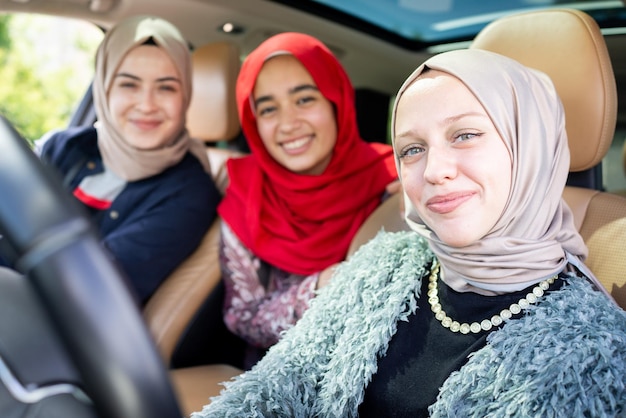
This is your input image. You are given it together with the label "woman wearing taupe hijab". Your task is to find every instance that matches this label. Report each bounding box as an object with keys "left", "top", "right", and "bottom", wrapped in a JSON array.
[
  {"left": 194, "top": 49, "right": 626, "bottom": 417},
  {"left": 40, "top": 16, "right": 220, "bottom": 305}
]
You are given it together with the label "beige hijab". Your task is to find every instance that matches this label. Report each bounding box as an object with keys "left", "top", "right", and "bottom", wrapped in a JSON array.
[
  {"left": 392, "top": 49, "right": 591, "bottom": 295},
  {"left": 93, "top": 15, "right": 210, "bottom": 181}
]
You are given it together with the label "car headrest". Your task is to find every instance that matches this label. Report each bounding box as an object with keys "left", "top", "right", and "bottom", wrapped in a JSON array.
[
  {"left": 470, "top": 8, "right": 617, "bottom": 172},
  {"left": 186, "top": 41, "right": 241, "bottom": 143}
]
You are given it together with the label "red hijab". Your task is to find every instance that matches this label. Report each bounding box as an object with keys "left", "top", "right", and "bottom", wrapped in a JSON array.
[{"left": 218, "top": 32, "right": 397, "bottom": 275}]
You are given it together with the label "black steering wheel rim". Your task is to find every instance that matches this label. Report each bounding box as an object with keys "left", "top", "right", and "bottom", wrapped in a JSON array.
[{"left": 0, "top": 116, "right": 182, "bottom": 418}]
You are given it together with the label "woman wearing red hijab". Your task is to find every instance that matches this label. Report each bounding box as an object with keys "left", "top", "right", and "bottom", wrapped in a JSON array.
[{"left": 218, "top": 32, "right": 397, "bottom": 361}]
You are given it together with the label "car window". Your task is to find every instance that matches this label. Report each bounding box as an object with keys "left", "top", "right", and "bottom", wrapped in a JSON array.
[
  {"left": 605, "top": 128, "right": 626, "bottom": 193},
  {"left": 0, "top": 13, "right": 103, "bottom": 145}
]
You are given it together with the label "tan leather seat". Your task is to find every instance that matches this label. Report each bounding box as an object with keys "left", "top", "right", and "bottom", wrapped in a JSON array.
[
  {"left": 144, "top": 40, "right": 242, "bottom": 365},
  {"left": 350, "top": 9, "right": 626, "bottom": 309},
  {"left": 142, "top": 41, "right": 246, "bottom": 415},
  {"left": 169, "top": 364, "right": 243, "bottom": 416},
  {"left": 187, "top": 41, "right": 246, "bottom": 193}
]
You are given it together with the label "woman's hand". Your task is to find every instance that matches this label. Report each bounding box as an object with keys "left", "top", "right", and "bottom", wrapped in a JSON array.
[
  {"left": 316, "top": 263, "right": 338, "bottom": 289},
  {"left": 385, "top": 179, "right": 402, "bottom": 195}
]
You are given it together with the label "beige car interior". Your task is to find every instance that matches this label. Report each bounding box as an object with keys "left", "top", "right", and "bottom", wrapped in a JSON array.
[
  {"left": 142, "top": 41, "right": 243, "bottom": 367},
  {"left": 148, "top": 9, "right": 626, "bottom": 416}
]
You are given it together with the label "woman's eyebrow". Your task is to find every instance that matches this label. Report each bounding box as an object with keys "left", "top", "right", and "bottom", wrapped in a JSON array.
[
  {"left": 254, "top": 95, "right": 272, "bottom": 108},
  {"left": 289, "top": 84, "right": 318, "bottom": 94},
  {"left": 114, "top": 72, "right": 141, "bottom": 81},
  {"left": 113, "top": 73, "right": 181, "bottom": 83},
  {"left": 394, "top": 111, "right": 488, "bottom": 139},
  {"left": 155, "top": 76, "right": 181, "bottom": 83},
  {"left": 254, "top": 84, "right": 319, "bottom": 108},
  {"left": 442, "top": 111, "right": 487, "bottom": 125}
]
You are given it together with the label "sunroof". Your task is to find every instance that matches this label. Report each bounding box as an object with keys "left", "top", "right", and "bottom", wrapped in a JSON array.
[{"left": 279, "top": 0, "right": 625, "bottom": 48}]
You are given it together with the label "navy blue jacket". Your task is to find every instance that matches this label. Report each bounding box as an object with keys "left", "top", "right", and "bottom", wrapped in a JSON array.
[{"left": 41, "top": 126, "right": 221, "bottom": 305}]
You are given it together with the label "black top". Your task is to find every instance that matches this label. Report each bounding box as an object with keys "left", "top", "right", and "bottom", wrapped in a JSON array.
[{"left": 359, "top": 273, "right": 564, "bottom": 417}]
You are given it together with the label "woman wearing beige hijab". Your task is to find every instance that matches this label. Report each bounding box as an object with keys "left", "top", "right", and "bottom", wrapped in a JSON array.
[
  {"left": 40, "top": 16, "right": 220, "bottom": 305},
  {"left": 193, "top": 49, "right": 626, "bottom": 417}
]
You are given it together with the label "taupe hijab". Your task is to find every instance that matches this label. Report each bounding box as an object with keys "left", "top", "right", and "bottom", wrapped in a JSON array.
[
  {"left": 93, "top": 15, "right": 210, "bottom": 181},
  {"left": 392, "top": 49, "right": 592, "bottom": 295}
]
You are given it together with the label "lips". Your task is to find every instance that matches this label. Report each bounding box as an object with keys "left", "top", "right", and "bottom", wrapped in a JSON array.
[
  {"left": 132, "top": 119, "right": 161, "bottom": 130},
  {"left": 426, "top": 191, "right": 474, "bottom": 214},
  {"left": 281, "top": 135, "right": 313, "bottom": 152}
]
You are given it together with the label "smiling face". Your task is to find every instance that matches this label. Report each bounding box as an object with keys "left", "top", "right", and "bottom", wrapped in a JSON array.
[
  {"left": 252, "top": 54, "right": 337, "bottom": 175},
  {"left": 107, "top": 44, "right": 185, "bottom": 150},
  {"left": 394, "top": 70, "right": 512, "bottom": 247}
]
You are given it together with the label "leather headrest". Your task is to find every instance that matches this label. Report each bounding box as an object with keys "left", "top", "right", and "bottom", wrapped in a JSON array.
[
  {"left": 186, "top": 41, "right": 241, "bottom": 142},
  {"left": 470, "top": 9, "right": 617, "bottom": 172}
]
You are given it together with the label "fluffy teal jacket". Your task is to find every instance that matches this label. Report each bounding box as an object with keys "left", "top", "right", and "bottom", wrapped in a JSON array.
[{"left": 194, "top": 231, "right": 626, "bottom": 417}]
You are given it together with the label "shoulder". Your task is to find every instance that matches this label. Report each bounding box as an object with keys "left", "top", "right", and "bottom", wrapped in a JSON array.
[
  {"left": 340, "top": 230, "right": 432, "bottom": 286},
  {"left": 40, "top": 126, "right": 98, "bottom": 163},
  {"left": 312, "top": 230, "right": 432, "bottom": 315},
  {"left": 432, "top": 277, "right": 626, "bottom": 416},
  {"left": 488, "top": 276, "right": 626, "bottom": 360},
  {"left": 148, "top": 153, "right": 217, "bottom": 196},
  {"left": 164, "top": 153, "right": 211, "bottom": 181},
  {"left": 535, "top": 276, "right": 626, "bottom": 330},
  {"left": 345, "top": 230, "right": 431, "bottom": 266},
  {"left": 127, "top": 153, "right": 221, "bottom": 212}
]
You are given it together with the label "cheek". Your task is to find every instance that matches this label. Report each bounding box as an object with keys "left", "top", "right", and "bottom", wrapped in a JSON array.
[
  {"left": 320, "top": 114, "right": 338, "bottom": 146},
  {"left": 400, "top": 164, "right": 424, "bottom": 204},
  {"left": 308, "top": 100, "right": 337, "bottom": 138},
  {"left": 320, "top": 105, "right": 337, "bottom": 132},
  {"left": 107, "top": 95, "right": 127, "bottom": 125},
  {"left": 255, "top": 119, "right": 276, "bottom": 147},
  {"left": 163, "top": 96, "right": 185, "bottom": 122},
  {"left": 492, "top": 168, "right": 512, "bottom": 214},
  {"left": 488, "top": 150, "right": 513, "bottom": 212}
]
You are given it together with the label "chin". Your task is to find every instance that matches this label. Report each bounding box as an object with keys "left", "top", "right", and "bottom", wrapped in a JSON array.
[
  {"left": 435, "top": 231, "right": 479, "bottom": 248},
  {"left": 285, "top": 161, "right": 320, "bottom": 175}
]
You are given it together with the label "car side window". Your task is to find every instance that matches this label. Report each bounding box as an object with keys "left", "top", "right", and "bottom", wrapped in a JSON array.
[
  {"left": 604, "top": 128, "right": 626, "bottom": 194},
  {"left": 0, "top": 13, "right": 103, "bottom": 146}
]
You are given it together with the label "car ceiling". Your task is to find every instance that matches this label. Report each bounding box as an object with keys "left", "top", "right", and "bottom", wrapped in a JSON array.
[{"left": 1, "top": 0, "right": 626, "bottom": 124}]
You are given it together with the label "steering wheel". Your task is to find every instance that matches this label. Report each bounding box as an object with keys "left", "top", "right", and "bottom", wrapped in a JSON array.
[{"left": 0, "top": 116, "right": 182, "bottom": 418}]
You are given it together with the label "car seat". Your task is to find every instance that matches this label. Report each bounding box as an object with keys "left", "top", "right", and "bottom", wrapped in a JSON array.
[
  {"left": 143, "top": 40, "right": 251, "bottom": 415},
  {"left": 350, "top": 9, "right": 626, "bottom": 309},
  {"left": 142, "top": 40, "right": 245, "bottom": 391}
]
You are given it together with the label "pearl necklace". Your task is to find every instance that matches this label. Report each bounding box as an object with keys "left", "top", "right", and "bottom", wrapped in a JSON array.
[{"left": 427, "top": 261, "right": 557, "bottom": 334}]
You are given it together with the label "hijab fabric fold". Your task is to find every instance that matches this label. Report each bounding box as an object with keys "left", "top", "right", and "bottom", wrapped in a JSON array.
[
  {"left": 392, "top": 49, "right": 589, "bottom": 294},
  {"left": 219, "top": 32, "right": 396, "bottom": 275},
  {"left": 93, "top": 15, "right": 210, "bottom": 181}
]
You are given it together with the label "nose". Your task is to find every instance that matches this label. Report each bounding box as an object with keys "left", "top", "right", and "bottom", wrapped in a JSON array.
[
  {"left": 278, "top": 106, "right": 301, "bottom": 132},
  {"left": 423, "top": 145, "right": 457, "bottom": 184},
  {"left": 137, "top": 89, "right": 157, "bottom": 112}
]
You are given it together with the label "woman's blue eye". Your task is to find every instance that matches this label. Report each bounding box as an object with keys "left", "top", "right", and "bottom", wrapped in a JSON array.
[
  {"left": 456, "top": 132, "right": 481, "bottom": 142},
  {"left": 398, "top": 146, "right": 423, "bottom": 159}
]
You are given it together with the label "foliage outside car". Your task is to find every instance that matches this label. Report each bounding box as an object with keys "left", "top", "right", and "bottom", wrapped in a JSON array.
[{"left": 0, "top": 14, "right": 102, "bottom": 144}]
